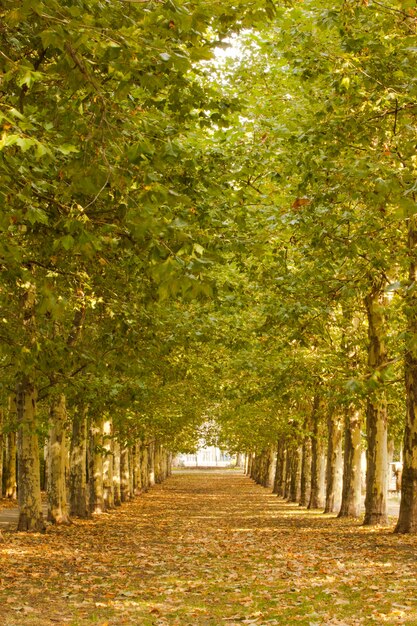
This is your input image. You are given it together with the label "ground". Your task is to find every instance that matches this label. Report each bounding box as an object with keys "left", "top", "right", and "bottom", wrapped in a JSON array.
[{"left": 0, "top": 471, "right": 416, "bottom": 625}]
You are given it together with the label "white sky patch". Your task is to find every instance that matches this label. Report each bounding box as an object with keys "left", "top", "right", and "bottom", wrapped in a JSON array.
[{"left": 213, "top": 35, "right": 244, "bottom": 61}]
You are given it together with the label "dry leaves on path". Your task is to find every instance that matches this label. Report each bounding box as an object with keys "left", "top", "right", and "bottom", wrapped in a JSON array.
[
  {"left": 0, "top": 498, "right": 17, "bottom": 512},
  {"left": 1, "top": 471, "right": 417, "bottom": 625}
]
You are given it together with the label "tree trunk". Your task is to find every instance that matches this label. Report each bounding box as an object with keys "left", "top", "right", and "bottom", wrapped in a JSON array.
[
  {"left": 160, "top": 447, "right": 169, "bottom": 481},
  {"left": 273, "top": 440, "right": 285, "bottom": 496},
  {"left": 251, "top": 452, "right": 259, "bottom": 482},
  {"left": 156, "top": 445, "right": 164, "bottom": 482},
  {"left": 299, "top": 436, "right": 312, "bottom": 507},
  {"left": 155, "top": 443, "right": 165, "bottom": 483},
  {"left": 281, "top": 448, "right": 288, "bottom": 497},
  {"left": 387, "top": 438, "right": 394, "bottom": 468},
  {"left": 148, "top": 441, "right": 156, "bottom": 487},
  {"left": 89, "top": 416, "right": 104, "bottom": 515},
  {"left": 324, "top": 413, "right": 343, "bottom": 513},
  {"left": 113, "top": 440, "right": 121, "bottom": 506},
  {"left": 47, "top": 394, "right": 70, "bottom": 524},
  {"left": 120, "top": 444, "right": 130, "bottom": 502},
  {"left": 265, "top": 446, "right": 275, "bottom": 488},
  {"left": 128, "top": 446, "right": 135, "bottom": 496},
  {"left": 16, "top": 377, "right": 45, "bottom": 532},
  {"left": 103, "top": 418, "right": 115, "bottom": 510},
  {"left": 254, "top": 447, "right": 274, "bottom": 488},
  {"left": 396, "top": 216, "right": 417, "bottom": 533},
  {"left": 243, "top": 453, "right": 248, "bottom": 473},
  {"left": 253, "top": 451, "right": 262, "bottom": 485},
  {"left": 69, "top": 406, "right": 89, "bottom": 518},
  {"left": 308, "top": 444, "right": 326, "bottom": 509},
  {"left": 289, "top": 446, "right": 302, "bottom": 502},
  {"left": 284, "top": 448, "right": 292, "bottom": 499},
  {"left": 154, "top": 443, "right": 161, "bottom": 483},
  {"left": 141, "top": 443, "right": 150, "bottom": 491},
  {"left": 4, "top": 397, "right": 17, "bottom": 500},
  {"left": 338, "top": 407, "right": 362, "bottom": 518},
  {"left": 5, "top": 430, "right": 17, "bottom": 500},
  {"left": 308, "top": 396, "right": 326, "bottom": 510},
  {"left": 0, "top": 409, "right": 3, "bottom": 498},
  {"left": 363, "top": 285, "right": 388, "bottom": 525},
  {"left": 247, "top": 452, "right": 254, "bottom": 477},
  {"left": 132, "top": 442, "right": 142, "bottom": 495},
  {"left": 269, "top": 447, "right": 277, "bottom": 489}
]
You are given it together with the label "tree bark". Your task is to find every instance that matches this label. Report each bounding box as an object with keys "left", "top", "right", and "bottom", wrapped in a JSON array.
[
  {"left": 253, "top": 446, "right": 274, "bottom": 488},
  {"left": 128, "top": 446, "right": 135, "bottom": 496},
  {"left": 338, "top": 407, "right": 362, "bottom": 518},
  {"left": 69, "top": 405, "right": 89, "bottom": 518},
  {"left": 364, "top": 285, "right": 388, "bottom": 525},
  {"left": 299, "top": 436, "right": 312, "bottom": 507},
  {"left": 4, "top": 397, "right": 17, "bottom": 500},
  {"left": 155, "top": 443, "right": 166, "bottom": 483},
  {"left": 273, "top": 440, "right": 285, "bottom": 496},
  {"left": 148, "top": 441, "right": 156, "bottom": 487},
  {"left": 154, "top": 443, "right": 161, "bottom": 483},
  {"left": 387, "top": 438, "right": 394, "bottom": 468},
  {"left": 324, "top": 412, "right": 343, "bottom": 514},
  {"left": 396, "top": 216, "right": 417, "bottom": 533},
  {"left": 16, "top": 377, "right": 45, "bottom": 532},
  {"left": 284, "top": 447, "right": 293, "bottom": 499},
  {"left": 141, "top": 443, "right": 150, "bottom": 491},
  {"left": 132, "top": 442, "right": 142, "bottom": 495},
  {"left": 269, "top": 446, "right": 277, "bottom": 489},
  {"left": 156, "top": 445, "right": 164, "bottom": 482},
  {"left": 161, "top": 447, "right": 169, "bottom": 481},
  {"left": 250, "top": 452, "right": 259, "bottom": 482},
  {"left": 166, "top": 451, "right": 172, "bottom": 477},
  {"left": 308, "top": 396, "right": 326, "bottom": 510},
  {"left": 47, "top": 394, "right": 70, "bottom": 524},
  {"left": 103, "top": 418, "right": 115, "bottom": 509},
  {"left": 5, "top": 430, "right": 17, "bottom": 500},
  {"left": 89, "top": 416, "right": 104, "bottom": 515},
  {"left": 289, "top": 446, "right": 302, "bottom": 502},
  {"left": 247, "top": 452, "right": 254, "bottom": 477},
  {"left": 120, "top": 444, "right": 130, "bottom": 502},
  {"left": 113, "top": 439, "right": 121, "bottom": 506},
  {"left": 308, "top": 446, "right": 326, "bottom": 509},
  {"left": 0, "top": 409, "right": 3, "bottom": 498}
]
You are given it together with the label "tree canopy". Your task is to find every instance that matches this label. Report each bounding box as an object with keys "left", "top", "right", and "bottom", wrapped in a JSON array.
[{"left": 1, "top": 0, "right": 417, "bottom": 531}]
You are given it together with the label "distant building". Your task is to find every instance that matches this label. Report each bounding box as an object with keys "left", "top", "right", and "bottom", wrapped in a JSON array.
[{"left": 174, "top": 446, "right": 234, "bottom": 467}]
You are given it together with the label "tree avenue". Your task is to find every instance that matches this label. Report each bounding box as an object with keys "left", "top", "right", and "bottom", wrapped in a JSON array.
[{"left": 1, "top": 0, "right": 417, "bottom": 537}]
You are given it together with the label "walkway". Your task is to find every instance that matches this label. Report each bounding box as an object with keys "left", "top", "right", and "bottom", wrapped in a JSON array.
[
  {"left": 0, "top": 471, "right": 416, "bottom": 625},
  {"left": 0, "top": 486, "right": 401, "bottom": 529},
  {"left": 0, "top": 503, "right": 48, "bottom": 529}
]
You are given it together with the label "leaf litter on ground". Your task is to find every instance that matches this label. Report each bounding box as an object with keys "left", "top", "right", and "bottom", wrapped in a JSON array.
[{"left": 1, "top": 471, "right": 417, "bottom": 625}]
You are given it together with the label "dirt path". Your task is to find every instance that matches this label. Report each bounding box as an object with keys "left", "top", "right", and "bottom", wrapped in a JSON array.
[{"left": 1, "top": 471, "right": 417, "bottom": 626}]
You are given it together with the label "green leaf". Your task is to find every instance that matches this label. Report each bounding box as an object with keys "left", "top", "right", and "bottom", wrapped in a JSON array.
[
  {"left": 40, "top": 28, "right": 66, "bottom": 50},
  {"left": 56, "top": 144, "right": 79, "bottom": 155},
  {"left": 35, "top": 142, "right": 51, "bottom": 159},
  {"left": 17, "top": 69, "right": 43, "bottom": 88},
  {"left": 16, "top": 137, "right": 36, "bottom": 152},
  {"left": 60, "top": 235, "right": 75, "bottom": 250},
  {"left": 397, "top": 196, "right": 417, "bottom": 218},
  {"left": 193, "top": 243, "right": 205, "bottom": 256},
  {"left": 26, "top": 208, "right": 49, "bottom": 225}
]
